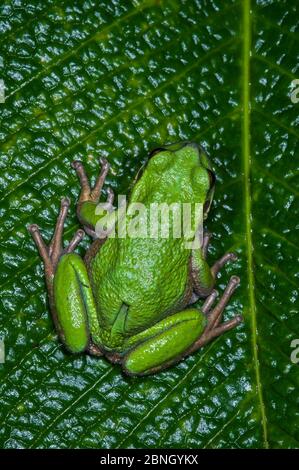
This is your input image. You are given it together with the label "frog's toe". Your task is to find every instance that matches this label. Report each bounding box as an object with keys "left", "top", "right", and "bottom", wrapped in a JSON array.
[
  {"left": 72, "top": 160, "right": 92, "bottom": 201},
  {"left": 202, "top": 231, "right": 212, "bottom": 258},
  {"left": 206, "top": 275, "right": 240, "bottom": 330},
  {"left": 202, "top": 289, "right": 219, "bottom": 314},
  {"left": 89, "top": 158, "right": 110, "bottom": 202},
  {"left": 106, "top": 187, "right": 114, "bottom": 206},
  {"left": 64, "top": 229, "right": 85, "bottom": 254},
  {"left": 29, "top": 198, "right": 84, "bottom": 275},
  {"left": 28, "top": 224, "right": 52, "bottom": 270},
  {"left": 211, "top": 252, "right": 238, "bottom": 278}
]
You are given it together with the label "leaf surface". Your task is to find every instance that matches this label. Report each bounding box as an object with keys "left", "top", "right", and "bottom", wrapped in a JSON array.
[{"left": 0, "top": 0, "right": 298, "bottom": 449}]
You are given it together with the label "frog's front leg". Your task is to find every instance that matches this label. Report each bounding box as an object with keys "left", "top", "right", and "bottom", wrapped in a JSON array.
[
  {"left": 72, "top": 158, "right": 114, "bottom": 238},
  {"left": 191, "top": 231, "right": 237, "bottom": 298},
  {"left": 122, "top": 276, "right": 242, "bottom": 376},
  {"left": 28, "top": 198, "right": 102, "bottom": 355}
]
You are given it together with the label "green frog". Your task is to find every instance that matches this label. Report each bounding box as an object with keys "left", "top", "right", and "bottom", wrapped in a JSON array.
[{"left": 29, "top": 142, "right": 242, "bottom": 376}]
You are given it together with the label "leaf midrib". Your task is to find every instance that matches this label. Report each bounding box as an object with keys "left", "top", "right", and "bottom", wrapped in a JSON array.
[{"left": 242, "top": 0, "right": 269, "bottom": 448}]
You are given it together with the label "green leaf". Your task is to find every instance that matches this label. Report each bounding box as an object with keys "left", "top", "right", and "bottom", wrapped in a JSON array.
[{"left": 0, "top": 0, "right": 298, "bottom": 449}]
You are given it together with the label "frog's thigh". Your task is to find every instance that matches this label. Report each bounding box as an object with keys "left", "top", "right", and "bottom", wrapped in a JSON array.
[
  {"left": 123, "top": 309, "right": 206, "bottom": 376},
  {"left": 54, "top": 253, "right": 99, "bottom": 353}
]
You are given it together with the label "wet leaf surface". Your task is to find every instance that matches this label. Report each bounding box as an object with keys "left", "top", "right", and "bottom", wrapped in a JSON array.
[{"left": 0, "top": 0, "right": 298, "bottom": 448}]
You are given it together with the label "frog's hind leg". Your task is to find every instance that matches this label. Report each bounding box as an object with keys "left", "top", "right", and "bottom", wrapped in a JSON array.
[
  {"left": 122, "top": 276, "right": 242, "bottom": 376},
  {"left": 72, "top": 158, "right": 114, "bottom": 238},
  {"left": 28, "top": 198, "right": 102, "bottom": 356},
  {"left": 53, "top": 252, "right": 102, "bottom": 355},
  {"left": 122, "top": 309, "right": 207, "bottom": 376}
]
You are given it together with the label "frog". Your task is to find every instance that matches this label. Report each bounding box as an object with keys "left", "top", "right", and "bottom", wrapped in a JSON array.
[{"left": 28, "top": 141, "right": 242, "bottom": 376}]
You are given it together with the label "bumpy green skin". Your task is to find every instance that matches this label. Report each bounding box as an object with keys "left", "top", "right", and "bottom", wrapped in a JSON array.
[{"left": 54, "top": 142, "right": 215, "bottom": 375}]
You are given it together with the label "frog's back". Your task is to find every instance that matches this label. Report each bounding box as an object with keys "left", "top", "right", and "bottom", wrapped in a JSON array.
[
  {"left": 90, "top": 234, "right": 191, "bottom": 342},
  {"left": 89, "top": 142, "right": 211, "bottom": 348}
]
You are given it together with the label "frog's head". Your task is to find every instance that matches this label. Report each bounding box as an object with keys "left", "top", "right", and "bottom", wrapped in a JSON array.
[{"left": 148, "top": 141, "right": 215, "bottom": 220}]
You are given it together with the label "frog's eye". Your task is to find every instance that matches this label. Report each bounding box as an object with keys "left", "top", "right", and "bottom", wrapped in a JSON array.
[
  {"left": 207, "top": 169, "right": 216, "bottom": 189},
  {"left": 149, "top": 147, "right": 166, "bottom": 158}
]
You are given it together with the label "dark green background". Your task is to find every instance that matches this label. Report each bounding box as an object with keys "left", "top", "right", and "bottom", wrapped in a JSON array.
[{"left": 0, "top": 0, "right": 298, "bottom": 448}]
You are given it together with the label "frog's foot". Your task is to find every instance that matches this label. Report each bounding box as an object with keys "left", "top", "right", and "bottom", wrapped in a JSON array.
[
  {"left": 192, "top": 275, "right": 242, "bottom": 350},
  {"left": 71, "top": 158, "right": 112, "bottom": 205},
  {"left": 72, "top": 158, "right": 114, "bottom": 237},
  {"left": 28, "top": 197, "right": 84, "bottom": 278}
]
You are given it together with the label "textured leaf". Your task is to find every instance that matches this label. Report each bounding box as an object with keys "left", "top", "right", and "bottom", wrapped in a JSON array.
[{"left": 0, "top": 0, "right": 298, "bottom": 449}]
